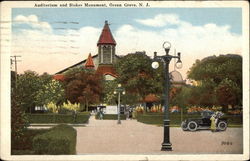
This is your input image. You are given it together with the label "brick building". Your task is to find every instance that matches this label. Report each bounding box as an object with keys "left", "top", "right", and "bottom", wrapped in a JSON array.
[{"left": 54, "top": 20, "right": 119, "bottom": 81}]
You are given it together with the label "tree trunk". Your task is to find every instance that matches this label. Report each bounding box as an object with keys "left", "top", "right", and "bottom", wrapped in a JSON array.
[
  {"left": 222, "top": 105, "right": 228, "bottom": 114},
  {"left": 86, "top": 100, "right": 89, "bottom": 112}
]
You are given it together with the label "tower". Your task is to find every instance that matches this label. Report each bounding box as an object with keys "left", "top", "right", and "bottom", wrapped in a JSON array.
[
  {"left": 97, "top": 20, "right": 116, "bottom": 65},
  {"left": 96, "top": 21, "right": 117, "bottom": 80}
]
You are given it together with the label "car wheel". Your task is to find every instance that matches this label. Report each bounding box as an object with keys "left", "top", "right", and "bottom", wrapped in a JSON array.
[
  {"left": 218, "top": 121, "right": 227, "bottom": 131},
  {"left": 181, "top": 121, "right": 188, "bottom": 131},
  {"left": 187, "top": 121, "right": 198, "bottom": 131}
]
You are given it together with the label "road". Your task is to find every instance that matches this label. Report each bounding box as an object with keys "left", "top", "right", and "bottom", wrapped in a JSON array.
[{"left": 75, "top": 116, "right": 243, "bottom": 154}]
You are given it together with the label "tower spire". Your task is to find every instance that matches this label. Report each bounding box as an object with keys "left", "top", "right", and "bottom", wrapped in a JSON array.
[
  {"left": 85, "top": 53, "right": 95, "bottom": 69},
  {"left": 97, "top": 20, "right": 116, "bottom": 46}
]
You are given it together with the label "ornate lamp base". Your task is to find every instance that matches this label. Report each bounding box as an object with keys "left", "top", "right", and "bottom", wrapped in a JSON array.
[{"left": 161, "top": 143, "right": 172, "bottom": 151}]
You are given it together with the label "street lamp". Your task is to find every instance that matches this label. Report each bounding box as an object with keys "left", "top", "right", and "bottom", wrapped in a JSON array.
[
  {"left": 114, "top": 84, "right": 125, "bottom": 124},
  {"left": 152, "top": 41, "right": 182, "bottom": 151}
]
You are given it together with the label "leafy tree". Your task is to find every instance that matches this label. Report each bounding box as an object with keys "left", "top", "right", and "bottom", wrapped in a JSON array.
[
  {"left": 188, "top": 54, "right": 242, "bottom": 87},
  {"left": 187, "top": 54, "right": 242, "bottom": 111},
  {"left": 215, "top": 78, "right": 241, "bottom": 112},
  {"left": 11, "top": 91, "right": 28, "bottom": 146},
  {"left": 16, "top": 70, "right": 42, "bottom": 112},
  {"left": 102, "top": 80, "right": 118, "bottom": 105},
  {"left": 35, "top": 79, "right": 65, "bottom": 106},
  {"left": 64, "top": 70, "right": 103, "bottom": 111},
  {"left": 115, "top": 53, "right": 163, "bottom": 103}
]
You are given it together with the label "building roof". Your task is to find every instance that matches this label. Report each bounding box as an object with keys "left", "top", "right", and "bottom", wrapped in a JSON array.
[
  {"left": 53, "top": 74, "right": 65, "bottom": 81},
  {"left": 170, "top": 70, "right": 185, "bottom": 84},
  {"left": 55, "top": 55, "right": 98, "bottom": 74},
  {"left": 96, "top": 64, "right": 117, "bottom": 77},
  {"left": 143, "top": 94, "right": 160, "bottom": 103},
  {"left": 85, "top": 53, "right": 95, "bottom": 69},
  {"left": 97, "top": 20, "right": 116, "bottom": 46}
]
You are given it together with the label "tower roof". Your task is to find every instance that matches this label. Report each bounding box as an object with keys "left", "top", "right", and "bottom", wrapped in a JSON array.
[
  {"left": 96, "top": 64, "right": 117, "bottom": 77},
  {"left": 85, "top": 53, "right": 95, "bottom": 69},
  {"left": 97, "top": 20, "right": 116, "bottom": 46}
]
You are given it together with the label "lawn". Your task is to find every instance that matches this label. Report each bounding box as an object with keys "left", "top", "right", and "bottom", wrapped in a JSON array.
[{"left": 136, "top": 112, "right": 242, "bottom": 127}]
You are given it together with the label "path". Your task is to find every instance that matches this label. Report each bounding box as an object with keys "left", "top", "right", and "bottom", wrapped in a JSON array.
[{"left": 75, "top": 116, "right": 243, "bottom": 154}]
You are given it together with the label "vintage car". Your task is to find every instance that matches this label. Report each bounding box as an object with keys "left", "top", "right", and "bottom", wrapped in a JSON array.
[{"left": 181, "top": 111, "right": 228, "bottom": 131}]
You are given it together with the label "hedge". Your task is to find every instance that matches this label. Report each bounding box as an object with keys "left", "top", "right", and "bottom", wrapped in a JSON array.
[
  {"left": 33, "top": 124, "right": 76, "bottom": 155},
  {"left": 95, "top": 114, "right": 126, "bottom": 120},
  {"left": 12, "top": 129, "right": 50, "bottom": 154},
  {"left": 26, "top": 113, "right": 90, "bottom": 124},
  {"left": 137, "top": 113, "right": 242, "bottom": 126}
]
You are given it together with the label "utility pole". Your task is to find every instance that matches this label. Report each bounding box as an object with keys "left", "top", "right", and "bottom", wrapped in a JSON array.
[{"left": 10, "top": 55, "right": 21, "bottom": 89}]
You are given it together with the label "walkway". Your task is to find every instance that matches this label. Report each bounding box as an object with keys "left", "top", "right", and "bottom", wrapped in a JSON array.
[{"left": 75, "top": 116, "right": 243, "bottom": 154}]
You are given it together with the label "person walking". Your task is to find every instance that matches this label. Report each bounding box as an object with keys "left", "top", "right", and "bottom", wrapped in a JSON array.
[
  {"left": 210, "top": 114, "right": 216, "bottom": 132},
  {"left": 99, "top": 109, "right": 104, "bottom": 120}
]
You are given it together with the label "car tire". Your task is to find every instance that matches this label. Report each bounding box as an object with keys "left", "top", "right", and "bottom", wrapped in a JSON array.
[
  {"left": 187, "top": 121, "right": 198, "bottom": 131},
  {"left": 217, "top": 121, "right": 227, "bottom": 131},
  {"left": 181, "top": 121, "right": 188, "bottom": 131}
]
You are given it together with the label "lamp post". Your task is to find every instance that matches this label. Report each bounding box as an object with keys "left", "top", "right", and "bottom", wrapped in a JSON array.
[
  {"left": 151, "top": 41, "right": 182, "bottom": 151},
  {"left": 114, "top": 84, "right": 125, "bottom": 124}
]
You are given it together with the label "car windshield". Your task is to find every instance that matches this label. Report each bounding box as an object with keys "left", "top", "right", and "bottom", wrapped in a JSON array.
[{"left": 201, "top": 111, "right": 214, "bottom": 118}]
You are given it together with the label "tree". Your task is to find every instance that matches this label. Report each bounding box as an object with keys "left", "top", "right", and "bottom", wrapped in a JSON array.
[
  {"left": 187, "top": 54, "right": 242, "bottom": 111},
  {"left": 35, "top": 79, "right": 65, "bottom": 106},
  {"left": 115, "top": 53, "right": 164, "bottom": 103},
  {"left": 11, "top": 90, "right": 28, "bottom": 146},
  {"left": 64, "top": 69, "right": 103, "bottom": 111},
  {"left": 215, "top": 78, "right": 241, "bottom": 112},
  {"left": 188, "top": 54, "right": 242, "bottom": 87},
  {"left": 102, "top": 80, "right": 118, "bottom": 105},
  {"left": 16, "top": 70, "right": 42, "bottom": 112}
]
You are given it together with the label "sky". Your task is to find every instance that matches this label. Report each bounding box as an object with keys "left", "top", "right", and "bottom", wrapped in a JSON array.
[{"left": 11, "top": 8, "right": 242, "bottom": 79}]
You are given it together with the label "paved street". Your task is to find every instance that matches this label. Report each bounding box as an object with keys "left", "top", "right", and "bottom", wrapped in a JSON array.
[{"left": 75, "top": 116, "right": 243, "bottom": 154}]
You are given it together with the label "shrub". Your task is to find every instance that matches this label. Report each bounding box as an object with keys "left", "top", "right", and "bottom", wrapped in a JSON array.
[
  {"left": 95, "top": 114, "right": 126, "bottom": 120},
  {"left": 12, "top": 129, "right": 50, "bottom": 155},
  {"left": 26, "top": 114, "right": 90, "bottom": 124},
  {"left": 75, "top": 113, "right": 90, "bottom": 123},
  {"left": 33, "top": 124, "right": 76, "bottom": 154},
  {"left": 137, "top": 113, "right": 242, "bottom": 126}
]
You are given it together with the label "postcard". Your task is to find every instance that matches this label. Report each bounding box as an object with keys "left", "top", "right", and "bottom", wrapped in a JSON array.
[{"left": 0, "top": 1, "right": 249, "bottom": 160}]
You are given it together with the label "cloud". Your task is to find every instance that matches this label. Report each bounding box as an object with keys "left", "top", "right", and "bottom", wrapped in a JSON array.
[
  {"left": 135, "top": 14, "right": 180, "bottom": 27},
  {"left": 12, "top": 13, "right": 242, "bottom": 80},
  {"left": 14, "top": 14, "right": 52, "bottom": 32},
  {"left": 12, "top": 20, "right": 101, "bottom": 74},
  {"left": 115, "top": 19, "right": 242, "bottom": 79}
]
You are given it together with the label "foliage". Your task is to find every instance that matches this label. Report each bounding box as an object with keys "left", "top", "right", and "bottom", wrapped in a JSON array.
[
  {"left": 11, "top": 92, "right": 28, "bottom": 145},
  {"left": 188, "top": 54, "right": 242, "bottom": 86},
  {"left": 102, "top": 80, "right": 118, "bottom": 105},
  {"left": 15, "top": 71, "right": 65, "bottom": 112},
  {"left": 136, "top": 113, "right": 242, "bottom": 126},
  {"left": 62, "top": 100, "right": 80, "bottom": 112},
  {"left": 115, "top": 53, "right": 164, "bottom": 103},
  {"left": 36, "top": 79, "right": 65, "bottom": 107},
  {"left": 26, "top": 113, "right": 90, "bottom": 124},
  {"left": 170, "top": 86, "right": 193, "bottom": 109},
  {"left": 12, "top": 129, "right": 50, "bottom": 152},
  {"left": 47, "top": 102, "right": 60, "bottom": 113},
  {"left": 63, "top": 69, "right": 103, "bottom": 111},
  {"left": 215, "top": 78, "right": 241, "bottom": 112},
  {"left": 33, "top": 124, "right": 76, "bottom": 154},
  {"left": 95, "top": 114, "right": 126, "bottom": 120},
  {"left": 150, "top": 105, "right": 163, "bottom": 113},
  {"left": 16, "top": 70, "right": 41, "bottom": 112},
  {"left": 187, "top": 54, "right": 242, "bottom": 110}
]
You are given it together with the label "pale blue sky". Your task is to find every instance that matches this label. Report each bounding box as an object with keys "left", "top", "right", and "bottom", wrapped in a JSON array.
[{"left": 12, "top": 8, "right": 242, "bottom": 34}]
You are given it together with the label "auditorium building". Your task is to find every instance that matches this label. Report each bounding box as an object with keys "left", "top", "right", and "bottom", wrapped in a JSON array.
[{"left": 54, "top": 20, "right": 119, "bottom": 81}]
